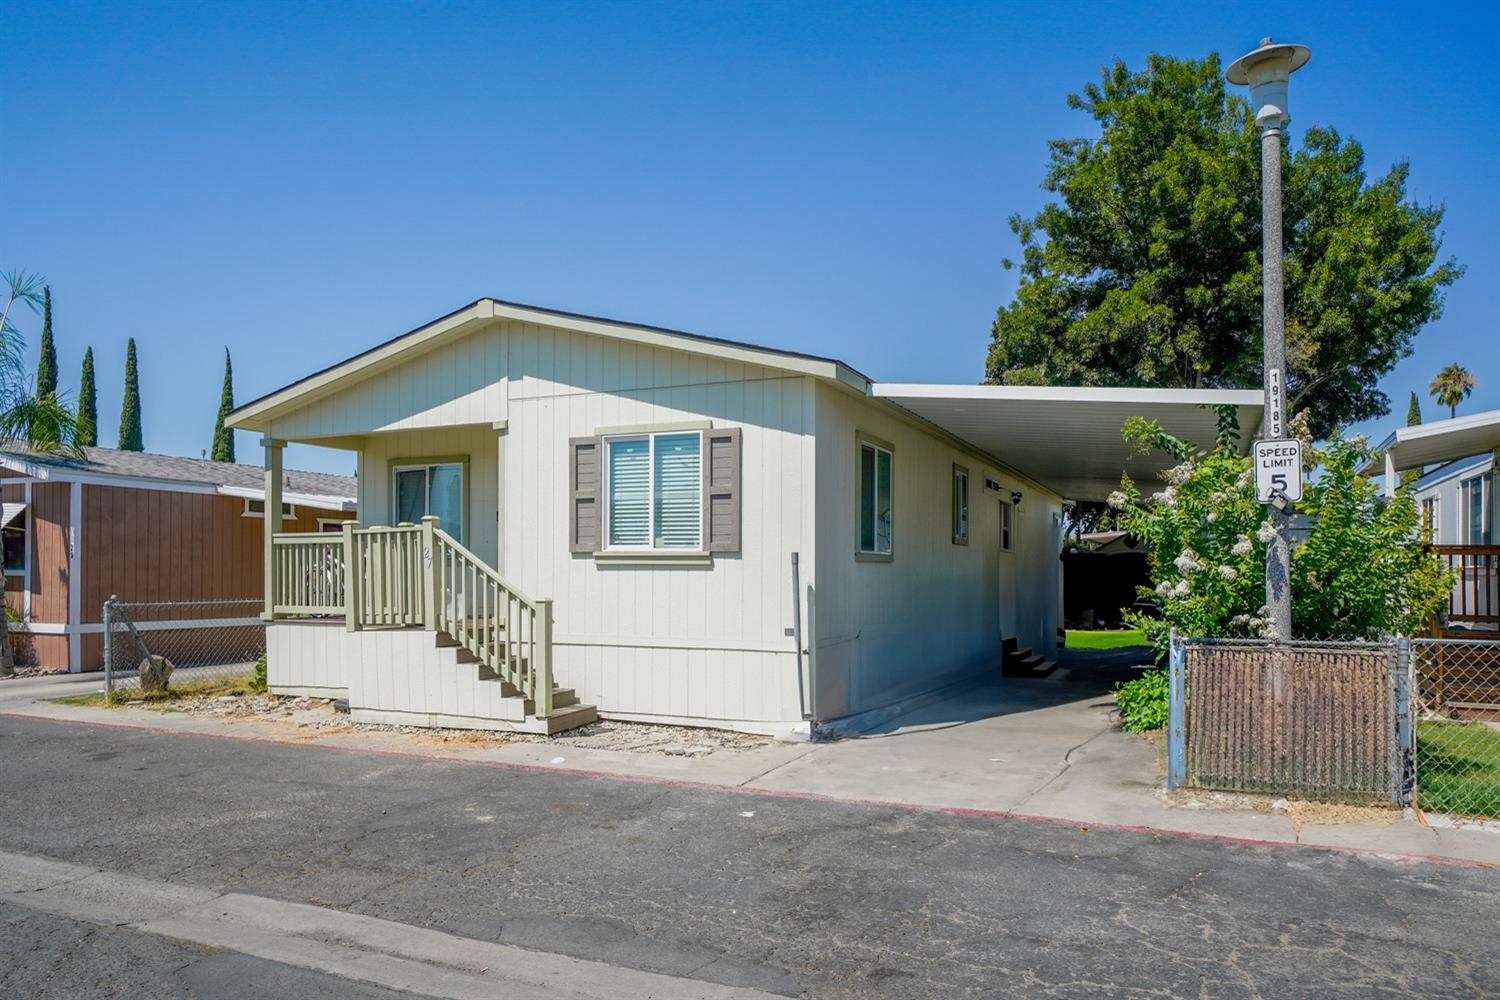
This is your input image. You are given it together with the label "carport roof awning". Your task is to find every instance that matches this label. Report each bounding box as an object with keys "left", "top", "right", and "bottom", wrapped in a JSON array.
[
  {"left": 1370, "top": 407, "right": 1500, "bottom": 473},
  {"left": 0, "top": 502, "right": 26, "bottom": 529},
  {"left": 870, "top": 385, "right": 1264, "bottom": 501}
]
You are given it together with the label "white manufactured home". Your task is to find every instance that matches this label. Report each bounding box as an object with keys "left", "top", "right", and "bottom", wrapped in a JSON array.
[{"left": 228, "top": 298, "right": 1259, "bottom": 736}]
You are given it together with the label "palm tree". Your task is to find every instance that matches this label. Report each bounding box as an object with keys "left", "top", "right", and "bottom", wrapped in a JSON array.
[
  {"left": 1430, "top": 363, "right": 1477, "bottom": 419},
  {"left": 0, "top": 269, "right": 84, "bottom": 675}
]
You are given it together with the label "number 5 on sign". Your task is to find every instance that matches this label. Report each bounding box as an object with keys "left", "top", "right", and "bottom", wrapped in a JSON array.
[{"left": 1254, "top": 439, "right": 1303, "bottom": 503}]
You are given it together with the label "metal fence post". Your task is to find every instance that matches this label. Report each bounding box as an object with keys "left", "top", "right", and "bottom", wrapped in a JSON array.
[
  {"left": 1167, "top": 628, "right": 1186, "bottom": 790},
  {"left": 102, "top": 597, "right": 114, "bottom": 700},
  {"left": 1394, "top": 636, "right": 1414, "bottom": 806}
]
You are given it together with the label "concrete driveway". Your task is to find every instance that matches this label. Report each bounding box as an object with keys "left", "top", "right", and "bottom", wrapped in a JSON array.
[{"left": 756, "top": 647, "right": 1162, "bottom": 815}]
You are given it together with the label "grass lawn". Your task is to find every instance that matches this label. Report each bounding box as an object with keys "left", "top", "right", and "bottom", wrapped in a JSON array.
[
  {"left": 48, "top": 673, "right": 261, "bottom": 710},
  {"left": 1417, "top": 719, "right": 1500, "bottom": 818},
  {"left": 1066, "top": 628, "right": 1149, "bottom": 651}
]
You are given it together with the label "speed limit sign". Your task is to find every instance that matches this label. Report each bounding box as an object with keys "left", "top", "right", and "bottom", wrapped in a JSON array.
[{"left": 1254, "top": 439, "right": 1303, "bottom": 503}]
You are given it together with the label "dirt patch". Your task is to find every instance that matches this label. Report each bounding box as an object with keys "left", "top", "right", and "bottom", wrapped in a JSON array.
[
  {"left": 122, "top": 691, "right": 775, "bottom": 756},
  {"left": 1160, "top": 786, "right": 1402, "bottom": 830}
]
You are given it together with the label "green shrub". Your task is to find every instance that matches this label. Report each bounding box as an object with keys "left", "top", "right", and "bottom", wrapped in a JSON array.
[
  {"left": 249, "top": 655, "right": 267, "bottom": 694},
  {"left": 1115, "top": 668, "right": 1170, "bottom": 732}
]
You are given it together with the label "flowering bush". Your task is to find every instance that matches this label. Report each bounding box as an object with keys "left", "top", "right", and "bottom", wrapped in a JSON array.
[{"left": 1112, "top": 411, "right": 1451, "bottom": 661}]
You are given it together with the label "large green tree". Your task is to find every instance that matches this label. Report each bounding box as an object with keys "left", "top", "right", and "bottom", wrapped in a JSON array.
[
  {"left": 119, "top": 337, "right": 143, "bottom": 451},
  {"left": 77, "top": 346, "right": 97, "bottom": 447},
  {"left": 986, "top": 53, "right": 1462, "bottom": 438},
  {"left": 211, "top": 347, "right": 235, "bottom": 462}
]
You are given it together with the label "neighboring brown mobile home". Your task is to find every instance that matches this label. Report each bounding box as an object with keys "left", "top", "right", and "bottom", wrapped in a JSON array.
[{"left": 0, "top": 446, "right": 355, "bottom": 672}]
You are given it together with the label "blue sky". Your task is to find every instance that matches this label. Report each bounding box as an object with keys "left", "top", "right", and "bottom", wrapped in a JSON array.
[{"left": 5, "top": 1, "right": 1496, "bottom": 475}]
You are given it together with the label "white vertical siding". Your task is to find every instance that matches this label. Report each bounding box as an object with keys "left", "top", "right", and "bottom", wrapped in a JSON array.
[
  {"left": 271, "top": 321, "right": 509, "bottom": 439},
  {"left": 810, "top": 382, "right": 1061, "bottom": 721},
  {"left": 501, "top": 321, "right": 811, "bottom": 727}
]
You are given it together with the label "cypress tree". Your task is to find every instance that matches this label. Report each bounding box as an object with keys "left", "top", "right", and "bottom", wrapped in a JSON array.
[
  {"left": 1400, "top": 391, "right": 1423, "bottom": 490},
  {"left": 36, "top": 286, "right": 57, "bottom": 397},
  {"left": 211, "top": 347, "right": 235, "bottom": 462},
  {"left": 77, "top": 347, "right": 98, "bottom": 447},
  {"left": 118, "top": 338, "right": 143, "bottom": 452}
]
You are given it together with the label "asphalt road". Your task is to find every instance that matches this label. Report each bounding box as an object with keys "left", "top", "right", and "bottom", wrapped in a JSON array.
[{"left": 1, "top": 713, "right": 1496, "bottom": 999}]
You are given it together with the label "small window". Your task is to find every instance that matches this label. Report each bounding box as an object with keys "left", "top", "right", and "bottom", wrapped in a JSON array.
[
  {"left": 243, "top": 498, "right": 295, "bottom": 518},
  {"left": 605, "top": 432, "right": 702, "bottom": 550},
  {"left": 952, "top": 464, "right": 969, "bottom": 545},
  {"left": 999, "top": 499, "right": 1014, "bottom": 552},
  {"left": 391, "top": 463, "right": 465, "bottom": 541},
  {"left": 2, "top": 526, "right": 24, "bottom": 576},
  {"left": 1421, "top": 497, "right": 1440, "bottom": 543},
  {"left": 1464, "top": 475, "right": 1491, "bottom": 545},
  {"left": 858, "top": 439, "right": 893, "bottom": 557},
  {"left": 317, "top": 518, "right": 346, "bottom": 533}
]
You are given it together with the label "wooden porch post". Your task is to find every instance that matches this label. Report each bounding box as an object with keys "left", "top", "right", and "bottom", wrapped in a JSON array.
[
  {"left": 343, "top": 521, "right": 360, "bottom": 632},
  {"left": 420, "top": 515, "right": 439, "bottom": 630},
  {"left": 261, "top": 438, "right": 285, "bottom": 621}
]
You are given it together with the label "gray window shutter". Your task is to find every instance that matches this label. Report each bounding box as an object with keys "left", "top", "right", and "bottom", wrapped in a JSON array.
[
  {"left": 570, "top": 437, "right": 601, "bottom": 553},
  {"left": 703, "top": 428, "right": 741, "bottom": 553}
]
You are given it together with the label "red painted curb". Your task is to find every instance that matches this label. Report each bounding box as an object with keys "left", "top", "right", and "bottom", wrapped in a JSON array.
[{"left": 3, "top": 709, "right": 1494, "bottom": 871}]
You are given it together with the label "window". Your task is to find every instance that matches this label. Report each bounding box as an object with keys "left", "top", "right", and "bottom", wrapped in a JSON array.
[
  {"left": 2, "top": 527, "right": 24, "bottom": 577},
  {"left": 999, "top": 499, "right": 1014, "bottom": 552},
  {"left": 317, "top": 518, "right": 346, "bottom": 533},
  {"left": 243, "top": 498, "right": 295, "bottom": 518},
  {"left": 605, "top": 432, "right": 702, "bottom": 550},
  {"left": 858, "top": 439, "right": 893, "bottom": 557},
  {"left": 1421, "top": 496, "right": 1440, "bottom": 543},
  {"left": 1464, "top": 475, "right": 1491, "bottom": 545},
  {"left": 952, "top": 464, "right": 969, "bottom": 545},
  {"left": 391, "top": 462, "right": 465, "bottom": 540}
]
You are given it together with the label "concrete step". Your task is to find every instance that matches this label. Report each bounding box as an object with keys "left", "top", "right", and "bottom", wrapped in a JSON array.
[{"left": 527, "top": 702, "right": 598, "bottom": 735}]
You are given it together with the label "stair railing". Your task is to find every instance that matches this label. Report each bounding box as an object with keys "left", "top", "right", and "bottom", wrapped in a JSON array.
[{"left": 423, "top": 517, "right": 554, "bottom": 718}]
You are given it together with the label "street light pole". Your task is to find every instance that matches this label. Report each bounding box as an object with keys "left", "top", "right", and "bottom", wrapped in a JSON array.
[{"left": 1228, "top": 38, "right": 1310, "bottom": 642}]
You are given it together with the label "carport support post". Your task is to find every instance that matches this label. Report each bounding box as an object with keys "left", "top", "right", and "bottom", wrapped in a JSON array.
[{"left": 261, "top": 438, "right": 285, "bottom": 621}]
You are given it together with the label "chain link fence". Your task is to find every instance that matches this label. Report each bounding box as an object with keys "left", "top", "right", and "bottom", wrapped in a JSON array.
[
  {"left": 1411, "top": 637, "right": 1500, "bottom": 818},
  {"left": 1166, "top": 633, "right": 1500, "bottom": 818},
  {"left": 1167, "top": 636, "right": 1410, "bottom": 805},
  {"left": 103, "top": 598, "right": 266, "bottom": 699}
]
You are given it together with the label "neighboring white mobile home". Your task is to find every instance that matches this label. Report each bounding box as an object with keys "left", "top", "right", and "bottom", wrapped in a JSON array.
[{"left": 228, "top": 299, "right": 1259, "bottom": 736}]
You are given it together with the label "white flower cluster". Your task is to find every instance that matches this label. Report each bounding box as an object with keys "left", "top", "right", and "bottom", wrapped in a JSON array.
[
  {"left": 1107, "top": 490, "right": 1128, "bottom": 510},
  {"left": 1164, "top": 463, "right": 1193, "bottom": 485},
  {"left": 1150, "top": 486, "right": 1178, "bottom": 508},
  {"left": 1236, "top": 468, "right": 1252, "bottom": 488},
  {"left": 1172, "top": 580, "right": 1191, "bottom": 598},
  {"left": 1218, "top": 565, "right": 1238, "bottom": 580},
  {"left": 1256, "top": 520, "right": 1277, "bottom": 544},
  {"left": 1173, "top": 548, "right": 1201, "bottom": 574},
  {"left": 1231, "top": 535, "right": 1253, "bottom": 557}
]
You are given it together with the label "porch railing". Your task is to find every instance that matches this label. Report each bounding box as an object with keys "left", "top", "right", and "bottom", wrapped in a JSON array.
[
  {"left": 1433, "top": 545, "right": 1500, "bottom": 627},
  {"left": 268, "top": 518, "right": 554, "bottom": 716}
]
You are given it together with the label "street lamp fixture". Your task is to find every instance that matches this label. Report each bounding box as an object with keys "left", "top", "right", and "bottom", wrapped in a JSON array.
[{"left": 1226, "top": 38, "right": 1311, "bottom": 126}]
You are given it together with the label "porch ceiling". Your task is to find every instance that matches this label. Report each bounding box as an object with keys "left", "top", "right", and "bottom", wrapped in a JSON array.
[
  {"left": 870, "top": 385, "right": 1264, "bottom": 501},
  {"left": 1371, "top": 408, "right": 1500, "bottom": 473}
]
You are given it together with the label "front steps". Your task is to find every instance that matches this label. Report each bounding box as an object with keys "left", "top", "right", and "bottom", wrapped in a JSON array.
[
  {"left": 1001, "top": 637, "right": 1057, "bottom": 680},
  {"left": 432, "top": 627, "right": 598, "bottom": 734}
]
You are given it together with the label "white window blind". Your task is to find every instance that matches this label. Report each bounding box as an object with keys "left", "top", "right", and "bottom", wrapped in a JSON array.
[
  {"left": 653, "top": 432, "right": 702, "bottom": 549},
  {"left": 608, "top": 438, "right": 651, "bottom": 547}
]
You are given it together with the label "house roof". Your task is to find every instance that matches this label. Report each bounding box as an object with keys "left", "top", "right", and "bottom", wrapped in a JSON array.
[
  {"left": 228, "top": 297, "right": 873, "bottom": 430},
  {"left": 1415, "top": 452, "right": 1492, "bottom": 493},
  {"left": 0, "top": 444, "right": 356, "bottom": 510},
  {"left": 872, "top": 385, "right": 1265, "bottom": 501},
  {"left": 225, "top": 296, "right": 1263, "bottom": 502},
  {"left": 1372, "top": 408, "right": 1500, "bottom": 473}
]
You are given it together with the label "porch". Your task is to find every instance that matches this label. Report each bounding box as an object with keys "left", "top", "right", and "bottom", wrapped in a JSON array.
[{"left": 265, "top": 517, "right": 597, "bottom": 733}]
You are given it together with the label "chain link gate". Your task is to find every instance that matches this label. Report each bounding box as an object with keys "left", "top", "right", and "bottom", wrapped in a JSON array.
[
  {"left": 1409, "top": 637, "right": 1500, "bottom": 817},
  {"left": 103, "top": 598, "right": 266, "bottom": 699}
]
